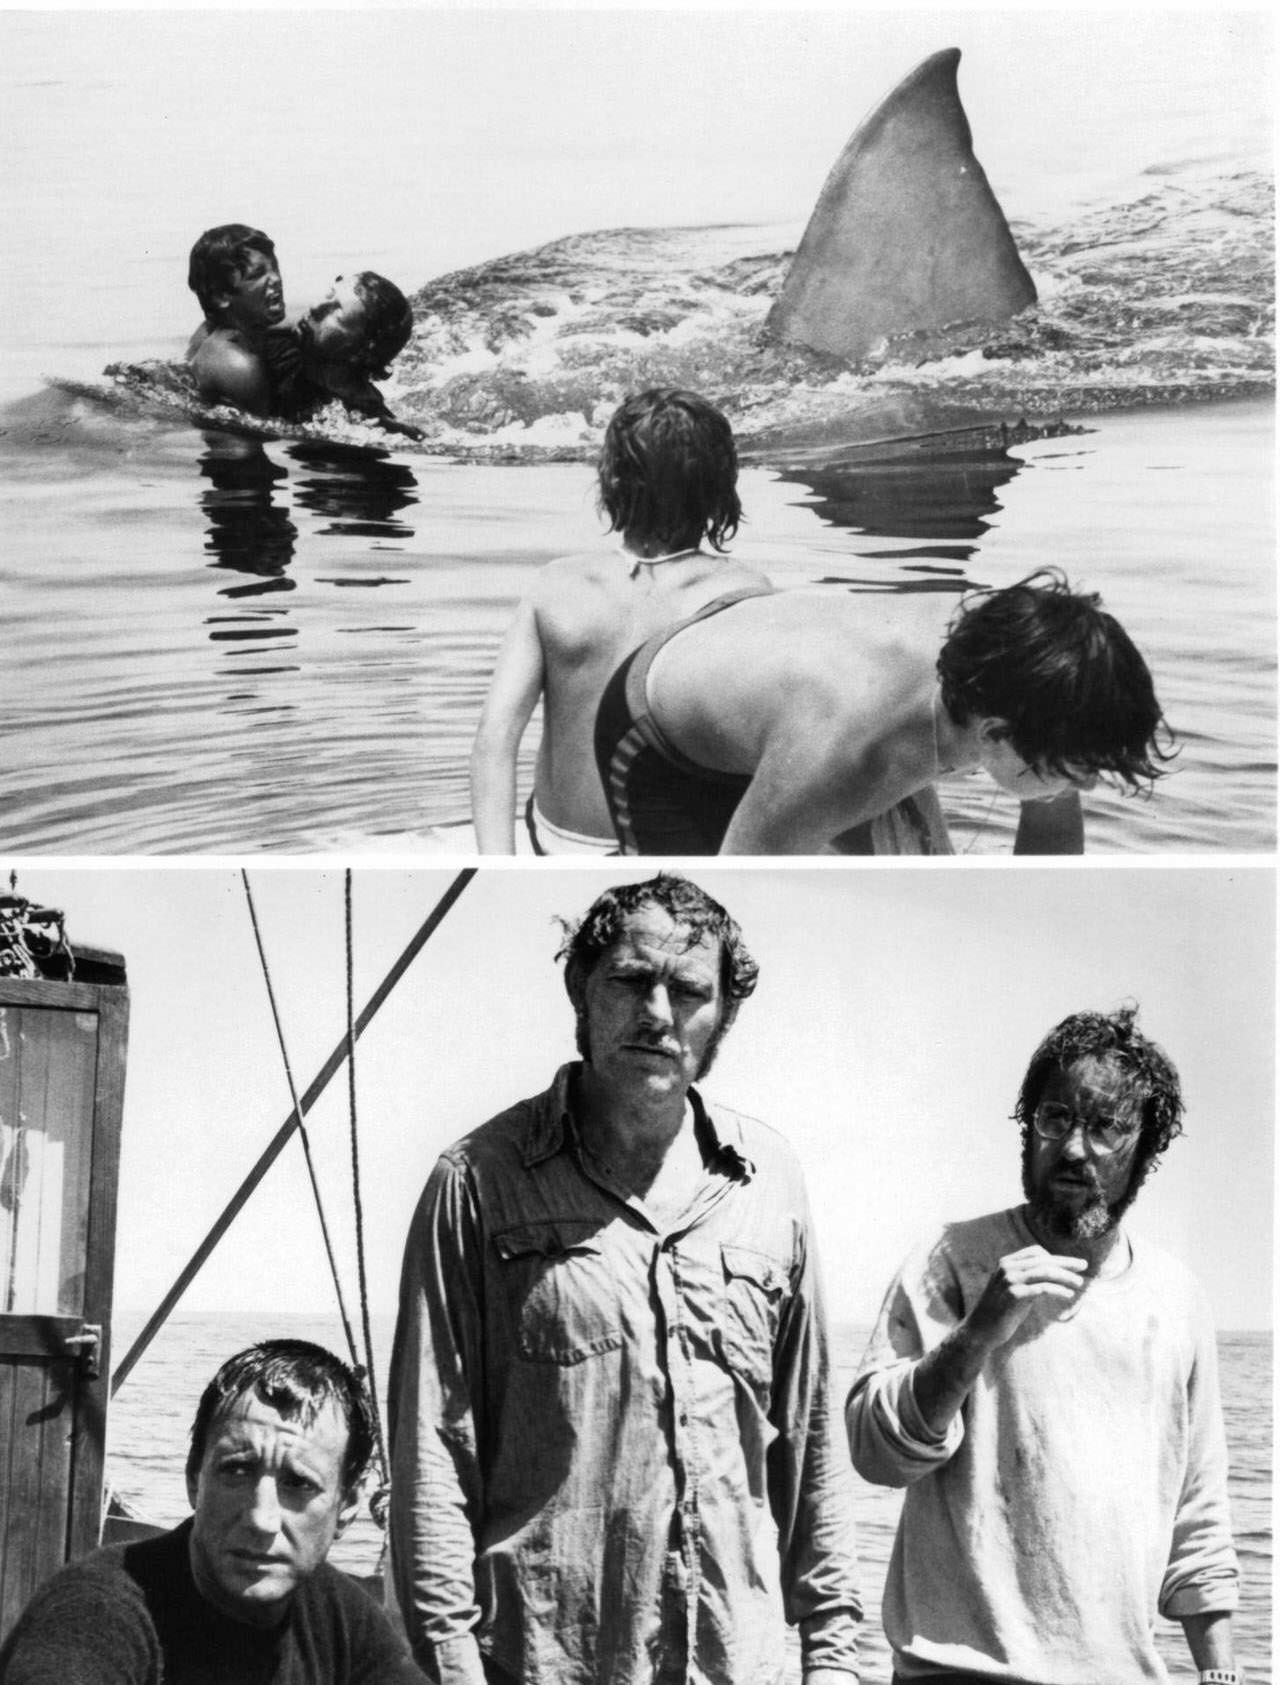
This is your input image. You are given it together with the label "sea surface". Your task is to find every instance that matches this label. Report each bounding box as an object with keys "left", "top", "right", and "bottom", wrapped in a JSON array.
[
  {"left": 107, "top": 1311, "right": 1273, "bottom": 1685},
  {"left": 0, "top": 12, "right": 1273, "bottom": 855}
]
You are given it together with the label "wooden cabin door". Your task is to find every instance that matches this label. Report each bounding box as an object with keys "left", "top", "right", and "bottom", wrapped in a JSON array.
[{"left": 0, "top": 965, "right": 128, "bottom": 1641}]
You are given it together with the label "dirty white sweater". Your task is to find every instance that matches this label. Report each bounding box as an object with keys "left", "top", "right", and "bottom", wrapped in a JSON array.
[{"left": 847, "top": 1207, "right": 1239, "bottom": 1683}]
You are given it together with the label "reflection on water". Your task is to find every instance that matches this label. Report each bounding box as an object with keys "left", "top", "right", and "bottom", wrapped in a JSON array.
[
  {"left": 770, "top": 443, "right": 1027, "bottom": 590},
  {"left": 198, "top": 436, "right": 297, "bottom": 597},
  {"left": 0, "top": 400, "right": 1272, "bottom": 854},
  {"left": 287, "top": 442, "right": 418, "bottom": 540},
  {"left": 196, "top": 435, "right": 423, "bottom": 667}
]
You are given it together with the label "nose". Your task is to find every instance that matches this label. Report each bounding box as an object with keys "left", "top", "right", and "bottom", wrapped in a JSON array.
[
  {"left": 246, "top": 1476, "right": 282, "bottom": 1536},
  {"left": 640, "top": 982, "right": 673, "bottom": 1027},
  {"left": 1057, "top": 1119, "right": 1091, "bottom": 1160}
]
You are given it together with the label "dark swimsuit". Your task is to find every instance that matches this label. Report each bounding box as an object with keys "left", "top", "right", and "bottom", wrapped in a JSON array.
[
  {"left": 594, "top": 586, "right": 955, "bottom": 856},
  {"left": 594, "top": 587, "right": 774, "bottom": 855}
]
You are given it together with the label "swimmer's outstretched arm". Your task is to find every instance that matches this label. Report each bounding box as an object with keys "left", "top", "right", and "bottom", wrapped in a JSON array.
[
  {"left": 470, "top": 596, "right": 547, "bottom": 853},
  {"left": 1013, "top": 790, "right": 1084, "bottom": 854}
]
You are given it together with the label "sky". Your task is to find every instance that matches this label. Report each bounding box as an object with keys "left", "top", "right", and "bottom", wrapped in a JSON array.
[{"left": 8, "top": 861, "right": 1272, "bottom": 1351}]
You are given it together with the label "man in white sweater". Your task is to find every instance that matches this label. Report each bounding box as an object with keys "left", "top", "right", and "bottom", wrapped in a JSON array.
[{"left": 847, "top": 1006, "right": 1242, "bottom": 1685}]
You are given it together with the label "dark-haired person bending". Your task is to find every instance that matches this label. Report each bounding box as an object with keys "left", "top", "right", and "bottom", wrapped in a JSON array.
[
  {"left": 847, "top": 1007, "right": 1241, "bottom": 1684},
  {"left": 0, "top": 1341, "right": 427, "bottom": 1685},
  {"left": 470, "top": 388, "right": 770, "bottom": 853},
  {"left": 594, "top": 569, "right": 1170, "bottom": 855}
]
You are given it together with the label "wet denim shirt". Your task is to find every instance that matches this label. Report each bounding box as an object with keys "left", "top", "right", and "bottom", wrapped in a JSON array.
[{"left": 388, "top": 1064, "right": 862, "bottom": 1685}]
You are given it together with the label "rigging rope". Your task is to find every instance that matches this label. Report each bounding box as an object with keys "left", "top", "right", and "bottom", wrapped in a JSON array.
[
  {"left": 240, "top": 870, "right": 361, "bottom": 1374},
  {"left": 345, "top": 871, "right": 391, "bottom": 1514}
]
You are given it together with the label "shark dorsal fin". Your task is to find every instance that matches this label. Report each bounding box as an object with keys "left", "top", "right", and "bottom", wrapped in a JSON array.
[{"left": 766, "top": 48, "right": 1036, "bottom": 361}]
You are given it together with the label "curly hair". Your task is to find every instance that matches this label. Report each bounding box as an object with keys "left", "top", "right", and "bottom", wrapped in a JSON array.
[
  {"left": 1015, "top": 1004, "right": 1185, "bottom": 1199},
  {"left": 351, "top": 272, "right": 415, "bottom": 380},
  {"left": 187, "top": 224, "right": 277, "bottom": 321},
  {"left": 597, "top": 388, "right": 742, "bottom": 553},
  {"left": 936, "top": 569, "right": 1173, "bottom": 791},
  {"left": 557, "top": 874, "right": 758, "bottom": 1076},
  {"left": 186, "top": 1339, "right": 375, "bottom": 1497}
]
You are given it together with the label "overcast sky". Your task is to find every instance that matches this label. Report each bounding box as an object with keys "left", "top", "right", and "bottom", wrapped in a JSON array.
[{"left": 14, "top": 862, "right": 1272, "bottom": 1347}]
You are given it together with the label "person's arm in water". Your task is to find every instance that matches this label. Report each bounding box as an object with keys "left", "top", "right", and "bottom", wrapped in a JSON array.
[
  {"left": 190, "top": 334, "right": 274, "bottom": 416},
  {"left": 470, "top": 595, "right": 547, "bottom": 853},
  {"left": 322, "top": 369, "right": 425, "bottom": 440},
  {"left": 1013, "top": 789, "right": 1084, "bottom": 854}
]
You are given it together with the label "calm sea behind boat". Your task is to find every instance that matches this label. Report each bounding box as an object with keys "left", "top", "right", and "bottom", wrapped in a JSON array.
[{"left": 107, "top": 1312, "right": 1273, "bottom": 1685}]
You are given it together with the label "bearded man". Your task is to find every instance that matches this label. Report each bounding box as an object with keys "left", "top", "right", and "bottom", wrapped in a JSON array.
[{"left": 846, "top": 1006, "right": 1241, "bottom": 1685}]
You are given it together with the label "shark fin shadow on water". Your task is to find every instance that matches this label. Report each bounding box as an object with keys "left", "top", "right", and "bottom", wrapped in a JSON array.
[{"left": 766, "top": 47, "right": 1037, "bottom": 362}]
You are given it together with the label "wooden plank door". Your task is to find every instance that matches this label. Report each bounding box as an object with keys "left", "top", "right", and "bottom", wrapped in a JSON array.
[{"left": 0, "top": 968, "right": 128, "bottom": 1641}]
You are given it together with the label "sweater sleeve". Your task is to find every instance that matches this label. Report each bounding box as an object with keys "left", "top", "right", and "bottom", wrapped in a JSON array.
[
  {"left": 845, "top": 1236, "right": 966, "bottom": 1488},
  {"left": 1158, "top": 1284, "right": 1241, "bottom": 1618},
  {"left": 0, "top": 1556, "right": 159, "bottom": 1685}
]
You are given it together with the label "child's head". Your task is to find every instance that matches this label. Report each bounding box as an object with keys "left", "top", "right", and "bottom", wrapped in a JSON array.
[
  {"left": 598, "top": 388, "right": 742, "bottom": 553},
  {"left": 300, "top": 272, "right": 415, "bottom": 380},
  {"left": 936, "top": 569, "right": 1171, "bottom": 791},
  {"left": 188, "top": 225, "right": 283, "bottom": 330}
]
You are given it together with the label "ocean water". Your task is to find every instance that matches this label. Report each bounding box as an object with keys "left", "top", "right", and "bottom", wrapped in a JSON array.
[
  {"left": 106, "top": 1311, "right": 1272, "bottom": 1685},
  {"left": 0, "top": 11, "right": 1273, "bottom": 856}
]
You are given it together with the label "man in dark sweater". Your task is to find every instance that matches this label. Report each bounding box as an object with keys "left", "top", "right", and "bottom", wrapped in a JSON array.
[{"left": 0, "top": 1340, "right": 426, "bottom": 1685}]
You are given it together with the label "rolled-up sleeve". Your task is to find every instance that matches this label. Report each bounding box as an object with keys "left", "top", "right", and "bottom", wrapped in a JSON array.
[
  {"left": 1159, "top": 1283, "right": 1241, "bottom": 1619},
  {"left": 387, "top": 1153, "right": 489, "bottom": 1685},
  {"left": 846, "top": 1244, "right": 965, "bottom": 1489},
  {"left": 769, "top": 1192, "right": 864, "bottom": 1677}
]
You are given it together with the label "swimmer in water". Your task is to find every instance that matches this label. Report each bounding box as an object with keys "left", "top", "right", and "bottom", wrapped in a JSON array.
[
  {"left": 186, "top": 234, "right": 421, "bottom": 439},
  {"left": 273, "top": 272, "right": 424, "bottom": 440},
  {"left": 186, "top": 224, "right": 287, "bottom": 414},
  {"left": 470, "top": 388, "right": 771, "bottom": 853}
]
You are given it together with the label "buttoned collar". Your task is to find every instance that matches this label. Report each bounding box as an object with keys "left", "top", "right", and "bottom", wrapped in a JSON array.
[{"left": 524, "top": 1062, "right": 756, "bottom": 1180}]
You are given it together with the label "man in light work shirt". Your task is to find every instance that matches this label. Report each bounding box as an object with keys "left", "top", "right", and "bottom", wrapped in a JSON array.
[
  {"left": 847, "top": 1006, "right": 1241, "bottom": 1685},
  {"left": 388, "top": 873, "right": 862, "bottom": 1685}
]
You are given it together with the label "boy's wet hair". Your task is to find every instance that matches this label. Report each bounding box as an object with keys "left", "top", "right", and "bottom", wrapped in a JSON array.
[
  {"left": 186, "top": 1338, "right": 375, "bottom": 1496},
  {"left": 936, "top": 569, "right": 1173, "bottom": 790},
  {"left": 188, "top": 224, "right": 277, "bottom": 321},
  {"left": 351, "top": 272, "right": 415, "bottom": 380},
  {"left": 597, "top": 388, "right": 742, "bottom": 553}
]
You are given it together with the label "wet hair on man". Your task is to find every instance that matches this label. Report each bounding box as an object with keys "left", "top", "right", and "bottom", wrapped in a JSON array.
[
  {"left": 186, "top": 1337, "right": 376, "bottom": 1497},
  {"left": 936, "top": 568, "right": 1173, "bottom": 792}
]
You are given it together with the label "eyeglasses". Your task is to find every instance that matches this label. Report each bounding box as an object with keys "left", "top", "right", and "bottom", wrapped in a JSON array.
[{"left": 1032, "top": 1102, "right": 1138, "bottom": 1155}]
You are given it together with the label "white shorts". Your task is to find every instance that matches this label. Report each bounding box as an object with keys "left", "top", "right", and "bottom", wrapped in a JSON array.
[{"left": 526, "top": 797, "right": 619, "bottom": 856}]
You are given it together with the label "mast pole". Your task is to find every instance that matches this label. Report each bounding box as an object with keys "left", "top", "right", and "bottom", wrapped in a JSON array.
[{"left": 111, "top": 868, "right": 476, "bottom": 1397}]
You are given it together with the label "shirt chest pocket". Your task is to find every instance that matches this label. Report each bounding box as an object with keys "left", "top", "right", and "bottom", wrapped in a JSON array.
[
  {"left": 721, "top": 1242, "right": 790, "bottom": 1383},
  {"left": 494, "top": 1220, "right": 625, "bottom": 1365}
]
